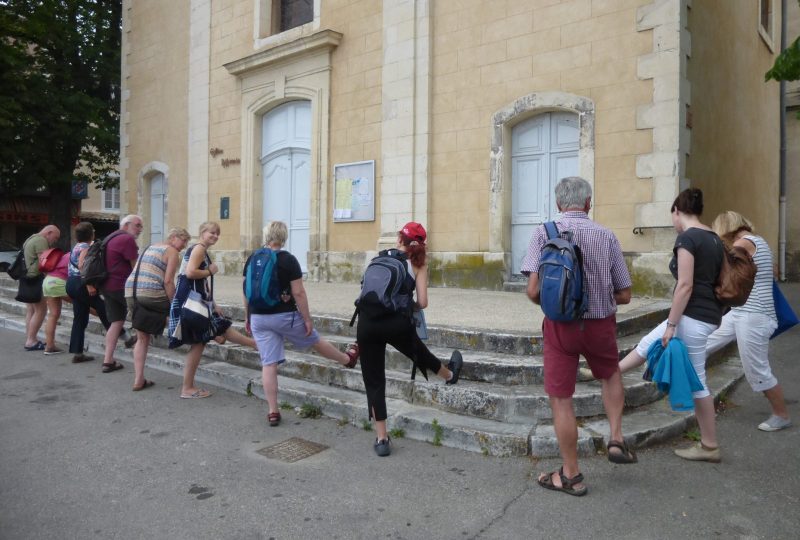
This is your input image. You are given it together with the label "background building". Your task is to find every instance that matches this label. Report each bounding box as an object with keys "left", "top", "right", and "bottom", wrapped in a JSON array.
[{"left": 120, "top": 0, "right": 783, "bottom": 292}]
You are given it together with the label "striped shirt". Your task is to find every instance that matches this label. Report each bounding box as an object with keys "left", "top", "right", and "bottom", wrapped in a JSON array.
[
  {"left": 736, "top": 234, "right": 776, "bottom": 320},
  {"left": 520, "top": 211, "right": 632, "bottom": 319},
  {"left": 125, "top": 245, "right": 169, "bottom": 300}
]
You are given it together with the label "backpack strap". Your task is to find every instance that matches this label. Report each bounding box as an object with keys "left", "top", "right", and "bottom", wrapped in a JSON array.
[
  {"left": 131, "top": 245, "right": 151, "bottom": 302},
  {"left": 544, "top": 222, "right": 559, "bottom": 240}
]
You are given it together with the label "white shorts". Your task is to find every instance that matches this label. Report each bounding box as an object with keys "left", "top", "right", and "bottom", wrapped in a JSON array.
[
  {"left": 706, "top": 310, "right": 778, "bottom": 392},
  {"left": 250, "top": 312, "right": 320, "bottom": 366},
  {"left": 635, "top": 315, "right": 719, "bottom": 399}
]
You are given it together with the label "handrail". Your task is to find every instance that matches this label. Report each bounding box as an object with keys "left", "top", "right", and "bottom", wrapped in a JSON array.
[{"left": 632, "top": 225, "right": 674, "bottom": 235}]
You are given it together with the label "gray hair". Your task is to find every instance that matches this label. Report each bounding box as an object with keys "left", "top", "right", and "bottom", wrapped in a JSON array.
[
  {"left": 554, "top": 177, "right": 592, "bottom": 210},
  {"left": 120, "top": 214, "right": 142, "bottom": 227},
  {"left": 263, "top": 221, "right": 288, "bottom": 247}
]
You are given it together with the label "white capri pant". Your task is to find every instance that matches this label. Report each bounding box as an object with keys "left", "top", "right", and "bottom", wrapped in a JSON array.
[
  {"left": 635, "top": 315, "right": 719, "bottom": 399},
  {"left": 706, "top": 310, "right": 778, "bottom": 392}
]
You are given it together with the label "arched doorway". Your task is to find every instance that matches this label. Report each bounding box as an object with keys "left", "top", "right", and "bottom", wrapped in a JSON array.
[
  {"left": 510, "top": 112, "right": 579, "bottom": 274},
  {"left": 261, "top": 101, "right": 311, "bottom": 271}
]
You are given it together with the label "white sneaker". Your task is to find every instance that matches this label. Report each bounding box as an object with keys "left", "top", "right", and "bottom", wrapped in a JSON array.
[{"left": 758, "top": 415, "right": 791, "bottom": 432}]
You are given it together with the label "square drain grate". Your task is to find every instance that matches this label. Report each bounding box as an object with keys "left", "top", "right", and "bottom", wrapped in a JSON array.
[{"left": 257, "top": 437, "right": 329, "bottom": 463}]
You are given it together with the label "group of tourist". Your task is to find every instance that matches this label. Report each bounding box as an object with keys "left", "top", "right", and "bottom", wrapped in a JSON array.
[
  {"left": 10, "top": 177, "right": 792, "bottom": 478},
  {"left": 522, "top": 176, "right": 791, "bottom": 497}
]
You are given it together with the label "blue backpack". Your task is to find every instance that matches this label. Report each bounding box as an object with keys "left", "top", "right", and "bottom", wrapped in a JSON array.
[
  {"left": 244, "top": 248, "right": 282, "bottom": 310},
  {"left": 538, "top": 222, "right": 588, "bottom": 322}
]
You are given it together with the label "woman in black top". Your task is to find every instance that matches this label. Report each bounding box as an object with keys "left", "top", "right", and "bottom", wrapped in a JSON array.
[
  {"left": 618, "top": 189, "right": 724, "bottom": 462},
  {"left": 356, "top": 222, "right": 463, "bottom": 457}
]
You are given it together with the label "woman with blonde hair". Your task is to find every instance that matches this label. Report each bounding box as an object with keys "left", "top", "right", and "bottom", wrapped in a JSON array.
[
  {"left": 244, "top": 221, "right": 359, "bottom": 427},
  {"left": 168, "top": 221, "right": 256, "bottom": 399},
  {"left": 705, "top": 211, "right": 791, "bottom": 432},
  {"left": 125, "top": 227, "right": 191, "bottom": 391}
]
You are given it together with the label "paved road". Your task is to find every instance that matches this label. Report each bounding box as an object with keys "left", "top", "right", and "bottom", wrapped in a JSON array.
[{"left": 1, "top": 287, "right": 799, "bottom": 539}]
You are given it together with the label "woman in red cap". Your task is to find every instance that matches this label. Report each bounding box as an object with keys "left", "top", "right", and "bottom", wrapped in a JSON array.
[{"left": 355, "top": 221, "right": 463, "bottom": 456}]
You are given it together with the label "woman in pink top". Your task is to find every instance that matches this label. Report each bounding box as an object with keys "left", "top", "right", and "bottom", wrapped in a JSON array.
[{"left": 42, "top": 251, "right": 71, "bottom": 355}]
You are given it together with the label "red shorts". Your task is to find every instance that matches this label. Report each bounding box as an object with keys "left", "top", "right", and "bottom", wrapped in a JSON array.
[{"left": 542, "top": 315, "right": 620, "bottom": 398}]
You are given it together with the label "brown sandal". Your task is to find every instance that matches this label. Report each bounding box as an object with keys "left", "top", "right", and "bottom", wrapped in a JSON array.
[
  {"left": 537, "top": 467, "right": 587, "bottom": 497},
  {"left": 344, "top": 343, "right": 359, "bottom": 368}
]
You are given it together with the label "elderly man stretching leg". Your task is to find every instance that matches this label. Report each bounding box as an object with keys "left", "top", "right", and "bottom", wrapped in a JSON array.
[
  {"left": 99, "top": 215, "right": 143, "bottom": 373},
  {"left": 521, "top": 176, "right": 636, "bottom": 497}
]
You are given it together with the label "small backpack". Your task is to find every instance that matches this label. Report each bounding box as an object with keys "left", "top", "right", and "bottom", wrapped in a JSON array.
[
  {"left": 6, "top": 249, "right": 27, "bottom": 280},
  {"left": 351, "top": 249, "right": 415, "bottom": 322},
  {"left": 80, "top": 230, "right": 125, "bottom": 287},
  {"left": 714, "top": 245, "right": 756, "bottom": 307},
  {"left": 538, "top": 222, "right": 588, "bottom": 322},
  {"left": 38, "top": 248, "right": 64, "bottom": 273},
  {"left": 244, "top": 248, "right": 282, "bottom": 310}
]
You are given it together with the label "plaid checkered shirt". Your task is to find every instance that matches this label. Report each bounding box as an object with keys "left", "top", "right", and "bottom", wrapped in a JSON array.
[{"left": 520, "top": 211, "right": 632, "bottom": 319}]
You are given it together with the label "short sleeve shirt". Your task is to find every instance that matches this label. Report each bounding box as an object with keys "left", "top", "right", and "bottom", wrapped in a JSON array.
[
  {"left": 669, "top": 227, "right": 723, "bottom": 325},
  {"left": 23, "top": 234, "right": 49, "bottom": 278},
  {"left": 243, "top": 250, "right": 303, "bottom": 315},
  {"left": 103, "top": 232, "right": 139, "bottom": 291},
  {"left": 520, "top": 212, "right": 632, "bottom": 319}
]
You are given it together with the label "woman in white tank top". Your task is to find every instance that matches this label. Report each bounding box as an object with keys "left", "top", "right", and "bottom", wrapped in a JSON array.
[{"left": 706, "top": 211, "right": 791, "bottom": 432}]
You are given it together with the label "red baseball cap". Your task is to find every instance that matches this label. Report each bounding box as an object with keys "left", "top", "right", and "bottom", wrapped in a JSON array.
[{"left": 400, "top": 222, "right": 426, "bottom": 244}]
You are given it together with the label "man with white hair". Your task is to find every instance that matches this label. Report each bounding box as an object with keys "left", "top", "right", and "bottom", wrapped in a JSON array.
[
  {"left": 521, "top": 176, "right": 635, "bottom": 497},
  {"left": 18, "top": 224, "right": 61, "bottom": 350},
  {"left": 98, "top": 214, "right": 143, "bottom": 373}
]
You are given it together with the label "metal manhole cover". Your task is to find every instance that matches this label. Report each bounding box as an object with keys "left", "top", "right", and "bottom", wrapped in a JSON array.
[{"left": 256, "top": 437, "right": 328, "bottom": 463}]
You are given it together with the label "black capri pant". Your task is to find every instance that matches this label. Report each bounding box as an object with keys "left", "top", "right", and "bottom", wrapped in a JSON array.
[{"left": 356, "top": 312, "right": 442, "bottom": 421}]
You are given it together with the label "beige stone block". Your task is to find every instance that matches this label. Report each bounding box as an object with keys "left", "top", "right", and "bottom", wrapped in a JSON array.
[
  {"left": 562, "top": 58, "right": 636, "bottom": 91},
  {"left": 596, "top": 130, "right": 652, "bottom": 158},
  {"left": 636, "top": 153, "right": 678, "bottom": 179},
  {"left": 434, "top": 69, "right": 479, "bottom": 94},
  {"left": 591, "top": 80, "right": 653, "bottom": 110},
  {"left": 457, "top": 127, "right": 490, "bottom": 152},
  {"left": 594, "top": 203, "right": 634, "bottom": 229},
  {"left": 432, "top": 151, "right": 460, "bottom": 174},
  {"left": 364, "top": 66, "right": 382, "bottom": 88},
  {"left": 458, "top": 170, "right": 489, "bottom": 191},
  {"left": 594, "top": 178, "right": 651, "bottom": 205},
  {"left": 348, "top": 49, "right": 383, "bottom": 76},
  {"left": 482, "top": 12, "right": 533, "bottom": 44},
  {"left": 591, "top": 0, "right": 652, "bottom": 17},
  {"left": 458, "top": 42, "right": 508, "bottom": 70},
  {"left": 596, "top": 155, "right": 636, "bottom": 180},
  {"left": 596, "top": 107, "right": 636, "bottom": 134},
  {"left": 505, "top": 73, "right": 563, "bottom": 98},
  {"left": 480, "top": 57, "right": 533, "bottom": 86},
  {"left": 431, "top": 172, "right": 458, "bottom": 195},
  {"left": 507, "top": 27, "right": 561, "bottom": 60},
  {"left": 432, "top": 91, "right": 458, "bottom": 114},
  {"left": 635, "top": 201, "right": 673, "bottom": 228},
  {"left": 432, "top": 130, "right": 458, "bottom": 153},
  {"left": 531, "top": 44, "right": 591, "bottom": 75},
  {"left": 363, "top": 141, "right": 381, "bottom": 160},
  {"left": 456, "top": 83, "right": 502, "bottom": 110},
  {"left": 434, "top": 51, "right": 459, "bottom": 75},
  {"left": 561, "top": 9, "right": 637, "bottom": 48},
  {"left": 433, "top": 28, "right": 473, "bottom": 55},
  {"left": 592, "top": 32, "right": 652, "bottom": 65},
  {"left": 365, "top": 30, "right": 382, "bottom": 52},
  {"left": 533, "top": 0, "right": 592, "bottom": 32},
  {"left": 331, "top": 128, "right": 349, "bottom": 149},
  {"left": 637, "top": 51, "right": 681, "bottom": 81}
]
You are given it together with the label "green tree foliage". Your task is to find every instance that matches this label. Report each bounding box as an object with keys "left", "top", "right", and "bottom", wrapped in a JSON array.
[
  {"left": 765, "top": 0, "right": 800, "bottom": 82},
  {"left": 0, "top": 0, "right": 121, "bottom": 245}
]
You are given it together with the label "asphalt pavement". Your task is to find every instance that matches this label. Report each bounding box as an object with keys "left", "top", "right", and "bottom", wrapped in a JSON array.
[{"left": 0, "top": 285, "right": 799, "bottom": 539}]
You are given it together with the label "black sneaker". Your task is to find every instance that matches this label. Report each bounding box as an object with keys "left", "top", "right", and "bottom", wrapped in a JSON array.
[
  {"left": 374, "top": 437, "right": 391, "bottom": 457},
  {"left": 445, "top": 350, "right": 463, "bottom": 385}
]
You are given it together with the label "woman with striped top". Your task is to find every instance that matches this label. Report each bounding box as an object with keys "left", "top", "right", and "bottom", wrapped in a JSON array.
[
  {"left": 706, "top": 211, "right": 791, "bottom": 432},
  {"left": 124, "top": 227, "right": 191, "bottom": 391}
]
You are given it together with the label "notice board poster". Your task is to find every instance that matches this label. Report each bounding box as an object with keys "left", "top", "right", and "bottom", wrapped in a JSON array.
[{"left": 333, "top": 160, "right": 375, "bottom": 222}]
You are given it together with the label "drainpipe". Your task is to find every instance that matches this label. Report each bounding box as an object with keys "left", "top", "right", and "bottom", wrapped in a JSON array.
[{"left": 779, "top": 0, "right": 787, "bottom": 280}]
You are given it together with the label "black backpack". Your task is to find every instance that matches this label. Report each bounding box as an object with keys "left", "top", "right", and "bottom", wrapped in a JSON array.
[
  {"left": 80, "top": 230, "right": 126, "bottom": 287},
  {"left": 350, "top": 249, "right": 415, "bottom": 323},
  {"left": 6, "top": 249, "right": 27, "bottom": 280}
]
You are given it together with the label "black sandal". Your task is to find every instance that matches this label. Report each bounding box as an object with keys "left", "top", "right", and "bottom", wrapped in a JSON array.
[
  {"left": 537, "top": 467, "right": 587, "bottom": 497},
  {"left": 101, "top": 361, "right": 124, "bottom": 373},
  {"left": 607, "top": 439, "right": 638, "bottom": 464}
]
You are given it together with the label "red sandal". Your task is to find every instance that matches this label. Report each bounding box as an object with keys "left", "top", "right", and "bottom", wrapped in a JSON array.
[
  {"left": 267, "top": 411, "right": 281, "bottom": 427},
  {"left": 345, "top": 343, "right": 360, "bottom": 368}
]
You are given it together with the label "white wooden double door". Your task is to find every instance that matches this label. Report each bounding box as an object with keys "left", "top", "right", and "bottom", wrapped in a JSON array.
[
  {"left": 261, "top": 101, "right": 311, "bottom": 271},
  {"left": 511, "top": 112, "right": 579, "bottom": 274}
]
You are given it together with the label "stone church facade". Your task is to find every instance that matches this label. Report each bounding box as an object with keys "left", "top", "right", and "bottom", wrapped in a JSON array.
[{"left": 120, "top": 0, "right": 782, "bottom": 292}]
